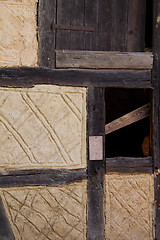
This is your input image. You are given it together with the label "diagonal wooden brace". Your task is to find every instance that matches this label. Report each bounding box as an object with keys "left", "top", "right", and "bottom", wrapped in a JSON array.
[{"left": 105, "top": 103, "right": 151, "bottom": 135}]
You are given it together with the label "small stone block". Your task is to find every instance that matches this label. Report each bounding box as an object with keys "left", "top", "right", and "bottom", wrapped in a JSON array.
[{"left": 89, "top": 136, "right": 103, "bottom": 160}]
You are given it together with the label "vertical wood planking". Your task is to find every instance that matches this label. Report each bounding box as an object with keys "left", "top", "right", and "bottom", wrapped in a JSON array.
[
  {"left": 98, "top": 0, "right": 113, "bottom": 51},
  {"left": 87, "top": 87, "right": 105, "bottom": 240},
  {"left": 152, "top": 1, "right": 160, "bottom": 239},
  {"left": 127, "top": 0, "right": 146, "bottom": 51},
  {"left": 38, "top": 0, "right": 57, "bottom": 69},
  {"left": 56, "top": 0, "right": 71, "bottom": 49},
  {"left": 70, "top": 0, "right": 85, "bottom": 50},
  {"left": 98, "top": 0, "right": 146, "bottom": 51},
  {"left": 84, "top": 0, "right": 98, "bottom": 50},
  {"left": 38, "top": 0, "right": 147, "bottom": 62},
  {"left": 111, "top": 0, "right": 129, "bottom": 51}
]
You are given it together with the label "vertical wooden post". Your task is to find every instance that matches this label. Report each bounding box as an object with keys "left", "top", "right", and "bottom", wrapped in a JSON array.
[
  {"left": 153, "top": 0, "right": 160, "bottom": 239},
  {"left": 87, "top": 87, "right": 105, "bottom": 240},
  {"left": 38, "top": 0, "right": 57, "bottom": 69}
]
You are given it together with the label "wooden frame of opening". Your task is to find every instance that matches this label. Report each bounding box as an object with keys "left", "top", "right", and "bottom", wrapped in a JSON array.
[{"left": 152, "top": 1, "right": 160, "bottom": 239}]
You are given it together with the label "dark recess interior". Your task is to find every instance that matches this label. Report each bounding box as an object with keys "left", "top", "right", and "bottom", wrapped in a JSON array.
[
  {"left": 105, "top": 88, "right": 151, "bottom": 158},
  {"left": 145, "top": 0, "right": 153, "bottom": 50}
]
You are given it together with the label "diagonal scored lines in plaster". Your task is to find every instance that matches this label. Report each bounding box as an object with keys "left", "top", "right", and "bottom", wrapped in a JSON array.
[{"left": 0, "top": 86, "right": 86, "bottom": 170}]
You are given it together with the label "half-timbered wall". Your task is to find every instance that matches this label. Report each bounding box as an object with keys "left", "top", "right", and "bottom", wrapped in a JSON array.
[
  {"left": 0, "top": 1, "right": 87, "bottom": 239},
  {"left": 0, "top": 0, "right": 157, "bottom": 240}
]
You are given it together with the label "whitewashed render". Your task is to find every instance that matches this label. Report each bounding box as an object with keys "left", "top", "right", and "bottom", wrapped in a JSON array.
[
  {"left": 0, "top": 85, "right": 87, "bottom": 171},
  {"left": 105, "top": 174, "right": 154, "bottom": 240},
  {"left": 0, "top": 181, "right": 87, "bottom": 240},
  {"left": 0, "top": 0, "right": 38, "bottom": 67}
]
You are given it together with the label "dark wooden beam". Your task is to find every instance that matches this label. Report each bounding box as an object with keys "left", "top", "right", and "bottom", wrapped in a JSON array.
[
  {"left": 106, "top": 157, "right": 152, "bottom": 173},
  {"left": 0, "top": 169, "right": 86, "bottom": 187},
  {"left": 87, "top": 87, "right": 105, "bottom": 240},
  {"left": 153, "top": 1, "right": 160, "bottom": 238},
  {"left": 38, "top": 0, "right": 56, "bottom": 69},
  {"left": 0, "top": 198, "right": 15, "bottom": 240},
  {"left": 0, "top": 67, "right": 151, "bottom": 88}
]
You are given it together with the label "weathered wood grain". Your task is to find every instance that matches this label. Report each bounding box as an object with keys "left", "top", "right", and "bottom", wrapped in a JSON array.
[
  {"left": 56, "top": 50, "right": 153, "bottom": 70},
  {"left": 106, "top": 157, "right": 152, "bottom": 173},
  {"left": 152, "top": 1, "right": 160, "bottom": 239},
  {"left": 56, "top": 0, "right": 71, "bottom": 50},
  {"left": 37, "top": 0, "right": 147, "bottom": 66},
  {"left": 105, "top": 103, "right": 151, "bottom": 135},
  {"left": 111, "top": 0, "right": 128, "bottom": 51},
  {"left": 0, "top": 169, "right": 86, "bottom": 187},
  {"left": 127, "top": 0, "right": 146, "bottom": 51},
  {"left": 38, "top": 0, "right": 56, "bottom": 69},
  {"left": 0, "top": 68, "right": 152, "bottom": 88},
  {"left": 84, "top": 0, "right": 97, "bottom": 50},
  {"left": 70, "top": 0, "right": 85, "bottom": 50},
  {"left": 87, "top": 87, "right": 105, "bottom": 240},
  {"left": 98, "top": 0, "right": 112, "bottom": 51}
]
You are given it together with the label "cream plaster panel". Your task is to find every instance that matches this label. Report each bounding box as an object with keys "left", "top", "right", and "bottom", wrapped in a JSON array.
[
  {"left": 105, "top": 174, "right": 154, "bottom": 240},
  {"left": 0, "top": 85, "right": 86, "bottom": 170},
  {"left": 0, "top": 0, "right": 38, "bottom": 67},
  {"left": 0, "top": 181, "right": 87, "bottom": 240}
]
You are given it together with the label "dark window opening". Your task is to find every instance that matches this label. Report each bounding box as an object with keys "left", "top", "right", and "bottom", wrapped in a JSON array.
[
  {"left": 105, "top": 88, "right": 151, "bottom": 158},
  {"left": 145, "top": 0, "right": 153, "bottom": 50}
]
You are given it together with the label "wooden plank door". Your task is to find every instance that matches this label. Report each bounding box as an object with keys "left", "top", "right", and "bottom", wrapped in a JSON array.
[{"left": 38, "top": 0, "right": 147, "bottom": 69}]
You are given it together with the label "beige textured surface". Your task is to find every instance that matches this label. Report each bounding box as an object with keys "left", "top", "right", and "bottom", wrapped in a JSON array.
[
  {"left": 0, "top": 181, "right": 87, "bottom": 240},
  {"left": 0, "top": 85, "right": 86, "bottom": 170},
  {"left": 0, "top": 0, "right": 38, "bottom": 67},
  {"left": 106, "top": 174, "right": 154, "bottom": 240}
]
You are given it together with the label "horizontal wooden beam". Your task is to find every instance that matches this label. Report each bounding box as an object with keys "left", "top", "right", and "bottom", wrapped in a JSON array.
[
  {"left": 0, "top": 67, "right": 151, "bottom": 88},
  {"left": 0, "top": 168, "right": 86, "bottom": 187},
  {"left": 106, "top": 157, "right": 152, "bottom": 173},
  {"left": 56, "top": 50, "right": 153, "bottom": 70},
  {"left": 105, "top": 103, "right": 151, "bottom": 135}
]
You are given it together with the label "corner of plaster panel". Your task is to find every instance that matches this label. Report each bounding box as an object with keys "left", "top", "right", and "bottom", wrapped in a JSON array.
[
  {"left": 0, "top": 181, "right": 87, "bottom": 240},
  {"left": 0, "top": 85, "right": 87, "bottom": 171},
  {"left": 105, "top": 173, "right": 154, "bottom": 240},
  {"left": 0, "top": 0, "right": 38, "bottom": 67}
]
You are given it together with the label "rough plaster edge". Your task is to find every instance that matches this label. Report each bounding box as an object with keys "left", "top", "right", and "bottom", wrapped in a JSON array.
[
  {"left": 0, "top": 180, "right": 87, "bottom": 240},
  {"left": 0, "top": 86, "right": 87, "bottom": 170},
  {"left": 105, "top": 173, "right": 154, "bottom": 240},
  {"left": 0, "top": 0, "right": 38, "bottom": 6},
  {"left": 0, "top": 0, "right": 38, "bottom": 67}
]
